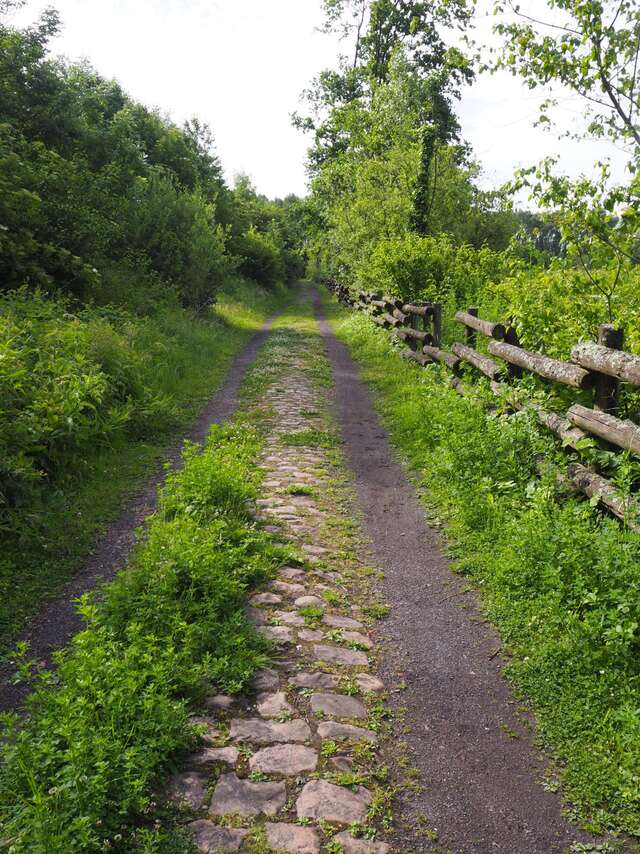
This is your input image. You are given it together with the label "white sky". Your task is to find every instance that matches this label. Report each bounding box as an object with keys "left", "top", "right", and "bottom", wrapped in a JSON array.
[{"left": 10, "top": 0, "right": 631, "bottom": 198}]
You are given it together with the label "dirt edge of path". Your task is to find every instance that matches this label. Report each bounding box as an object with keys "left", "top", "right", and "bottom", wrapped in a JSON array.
[
  {"left": 314, "top": 290, "right": 596, "bottom": 854},
  {"left": 0, "top": 313, "right": 279, "bottom": 713}
]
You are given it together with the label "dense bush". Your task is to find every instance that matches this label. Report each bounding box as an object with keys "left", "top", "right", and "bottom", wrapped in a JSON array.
[
  {"left": 0, "top": 420, "right": 284, "bottom": 852},
  {"left": 359, "top": 232, "right": 515, "bottom": 305}
]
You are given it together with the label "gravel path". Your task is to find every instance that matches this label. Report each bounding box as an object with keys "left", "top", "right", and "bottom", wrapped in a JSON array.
[
  {"left": 314, "top": 291, "right": 595, "bottom": 853},
  {"left": 0, "top": 314, "right": 278, "bottom": 713}
]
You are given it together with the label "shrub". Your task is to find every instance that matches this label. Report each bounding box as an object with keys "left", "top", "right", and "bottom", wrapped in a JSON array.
[
  {"left": 359, "top": 232, "right": 515, "bottom": 305},
  {"left": 232, "top": 227, "right": 285, "bottom": 289}
]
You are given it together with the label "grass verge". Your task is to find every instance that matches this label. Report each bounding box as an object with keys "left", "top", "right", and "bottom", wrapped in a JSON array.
[
  {"left": 0, "top": 415, "right": 287, "bottom": 853},
  {"left": 323, "top": 290, "right": 640, "bottom": 840},
  {"left": 0, "top": 279, "right": 287, "bottom": 648}
]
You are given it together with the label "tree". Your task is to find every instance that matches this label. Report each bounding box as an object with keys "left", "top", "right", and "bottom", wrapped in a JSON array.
[{"left": 493, "top": 0, "right": 640, "bottom": 152}]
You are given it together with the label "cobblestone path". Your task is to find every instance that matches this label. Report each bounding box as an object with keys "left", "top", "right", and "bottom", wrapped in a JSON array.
[{"left": 165, "top": 307, "right": 394, "bottom": 853}]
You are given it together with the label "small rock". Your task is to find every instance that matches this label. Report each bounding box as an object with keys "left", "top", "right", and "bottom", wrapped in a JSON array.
[
  {"left": 279, "top": 566, "right": 306, "bottom": 580},
  {"left": 246, "top": 606, "right": 267, "bottom": 626},
  {"left": 317, "top": 721, "right": 378, "bottom": 744},
  {"left": 310, "top": 693, "right": 367, "bottom": 719},
  {"left": 302, "top": 545, "right": 328, "bottom": 557},
  {"left": 210, "top": 773, "right": 286, "bottom": 817},
  {"left": 189, "top": 716, "right": 220, "bottom": 745},
  {"left": 313, "top": 644, "right": 368, "bottom": 667},
  {"left": 205, "top": 694, "right": 235, "bottom": 711},
  {"left": 356, "top": 673, "right": 385, "bottom": 694},
  {"left": 167, "top": 771, "right": 208, "bottom": 810},
  {"left": 254, "top": 668, "right": 280, "bottom": 692},
  {"left": 329, "top": 755, "right": 353, "bottom": 772},
  {"left": 260, "top": 625, "right": 295, "bottom": 645},
  {"left": 249, "top": 744, "right": 318, "bottom": 775},
  {"left": 295, "top": 595, "right": 325, "bottom": 609},
  {"left": 251, "top": 592, "right": 283, "bottom": 606},
  {"left": 324, "top": 614, "right": 363, "bottom": 630},
  {"left": 274, "top": 610, "right": 306, "bottom": 626},
  {"left": 270, "top": 580, "right": 307, "bottom": 597},
  {"left": 331, "top": 832, "right": 390, "bottom": 853},
  {"left": 185, "top": 746, "right": 238, "bottom": 769},
  {"left": 296, "top": 780, "right": 371, "bottom": 824},
  {"left": 230, "top": 717, "right": 311, "bottom": 744},
  {"left": 257, "top": 691, "right": 294, "bottom": 718},
  {"left": 342, "top": 631, "right": 373, "bottom": 650},
  {"left": 289, "top": 671, "right": 338, "bottom": 690},
  {"left": 298, "top": 628, "right": 324, "bottom": 642},
  {"left": 265, "top": 823, "right": 321, "bottom": 853},
  {"left": 188, "top": 820, "right": 248, "bottom": 852}
]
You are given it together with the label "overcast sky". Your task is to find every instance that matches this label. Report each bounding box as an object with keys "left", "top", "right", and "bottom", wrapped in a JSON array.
[{"left": 10, "top": 0, "right": 631, "bottom": 198}]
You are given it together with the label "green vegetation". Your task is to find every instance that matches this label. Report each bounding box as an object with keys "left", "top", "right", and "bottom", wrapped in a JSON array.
[
  {"left": 0, "top": 417, "right": 285, "bottom": 853},
  {"left": 301, "top": 1, "right": 640, "bottom": 357},
  {"left": 325, "top": 296, "right": 640, "bottom": 835},
  {"left": 0, "top": 3, "right": 309, "bottom": 645},
  {"left": 0, "top": 280, "right": 285, "bottom": 646}
]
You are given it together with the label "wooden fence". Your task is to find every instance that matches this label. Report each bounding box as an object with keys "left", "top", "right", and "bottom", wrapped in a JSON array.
[{"left": 327, "top": 281, "right": 640, "bottom": 531}]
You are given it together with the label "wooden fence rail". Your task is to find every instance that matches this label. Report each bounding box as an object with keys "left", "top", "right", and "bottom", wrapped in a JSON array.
[{"left": 326, "top": 280, "right": 640, "bottom": 531}]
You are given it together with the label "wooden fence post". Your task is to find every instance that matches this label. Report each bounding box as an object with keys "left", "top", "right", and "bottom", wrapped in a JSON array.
[
  {"left": 595, "top": 324, "right": 624, "bottom": 413},
  {"left": 432, "top": 303, "right": 442, "bottom": 347},
  {"left": 504, "top": 322, "right": 523, "bottom": 379},
  {"left": 466, "top": 307, "right": 478, "bottom": 348}
]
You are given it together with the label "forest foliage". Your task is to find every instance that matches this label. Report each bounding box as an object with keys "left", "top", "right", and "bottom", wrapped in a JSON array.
[
  {"left": 0, "top": 1, "right": 308, "bottom": 558},
  {"left": 301, "top": 0, "right": 640, "bottom": 357}
]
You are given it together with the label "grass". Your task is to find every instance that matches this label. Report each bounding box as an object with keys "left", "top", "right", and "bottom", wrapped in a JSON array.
[
  {"left": 323, "top": 289, "right": 640, "bottom": 841},
  {"left": 0, "top": 280, "right": 287, "bottom": 649},
  {"left": 0, "top": 414, "right": 287, "bottom": 853}
]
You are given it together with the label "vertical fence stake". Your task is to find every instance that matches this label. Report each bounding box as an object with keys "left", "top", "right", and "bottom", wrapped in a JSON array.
[
  {"left": 595, "top": 324, "right": 624, "bottom": 413},
  {"left": 432, "top": 303, "right": 442, "bottom": 348},
  {"left": 466, "top": 307, "right": 478, "bottom": 349},
  {"left": 504, "top": 322, "right": 523, "bottom": 379}
]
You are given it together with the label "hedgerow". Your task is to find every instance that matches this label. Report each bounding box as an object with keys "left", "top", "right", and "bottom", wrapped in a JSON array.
[{"left": 0, "top": 418, "right": 285, "bottom": 852}]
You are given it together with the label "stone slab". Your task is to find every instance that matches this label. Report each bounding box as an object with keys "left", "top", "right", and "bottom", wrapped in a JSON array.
[
  {"left": 310, "top": 693, "right": 367, "bottom": 719},
  {"left": 317, "top": 721, "right": 378, "bottom": 744},
  {"left": 189, "top": 820, "right": 248, "bottom": 852},
  {"left": 257, "top": 691, "right": 294, "bottom": 718},
  {"left": 210, "top": 773, "right": 286, "bottom": 818},
  {"left": 313, "top": 644, "right": 368, "bottom": 667},
  {"left": 331, "top": 831, "right": 390, "bottom": 853},
  {"left": 249, "top": 744, "right": 318, "bottom": 775},
  {"left": 289, "top": 671, "right": 338, "bottom": 690},
  {"left": 265, "top": 823, "right": 321, "bottom": 853},
  {"left": 296, "top": 780, "right": 371, "bottom": 824},
  {"left": 230, "top": 718, "right": 311, "bottom": 744}
]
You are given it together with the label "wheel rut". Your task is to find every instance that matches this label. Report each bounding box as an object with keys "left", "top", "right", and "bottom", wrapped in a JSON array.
[
  {"left": 0, "top": 313, "right": 279, "bottom": 713},
  {"left": 314, "top": 291, "right": 595, "bottom": 853}
]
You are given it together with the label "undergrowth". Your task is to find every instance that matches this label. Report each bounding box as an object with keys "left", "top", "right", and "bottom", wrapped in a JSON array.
[
  {"left": 325, "top": 292, "right": 640, "bottom": 839},
  {"left": 0, "top": 416, "right": 286, "bottom": 853},
  {"left": 0, "top": 279, "right": 286, "bottom": 646}
]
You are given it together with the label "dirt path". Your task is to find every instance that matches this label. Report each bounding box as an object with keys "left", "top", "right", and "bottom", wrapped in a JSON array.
[
  {"left": 0, "top": 314, "right": 278, "bottom": 713},
  {"left": 314, "top": 292, "right": 594, "bottom": 853}
]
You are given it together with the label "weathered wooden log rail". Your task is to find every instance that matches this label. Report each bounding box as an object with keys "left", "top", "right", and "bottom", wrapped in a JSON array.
[{"left": 325, "top": 279, "right": 640, "bottom": 530}]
